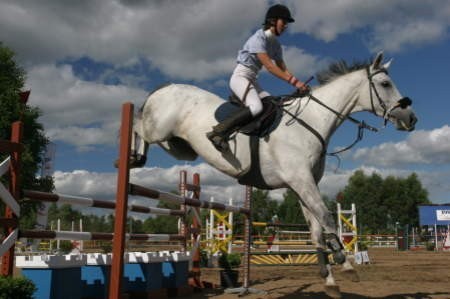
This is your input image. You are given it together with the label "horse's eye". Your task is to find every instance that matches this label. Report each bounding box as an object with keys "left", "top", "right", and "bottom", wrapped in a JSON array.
[{"left": 381, "top": 81, "right": 391, "bottom": 88}]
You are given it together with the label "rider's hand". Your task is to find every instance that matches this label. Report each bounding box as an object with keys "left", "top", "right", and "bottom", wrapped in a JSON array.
[
  {"left": 289, "top": 76, "right": 311, "bottom": 96},
  {"left": 296, "top": 82, "right": 311, "bottom": 93},
  {"left": 295, "top": 82, "right": 311, "bottom": 97}
]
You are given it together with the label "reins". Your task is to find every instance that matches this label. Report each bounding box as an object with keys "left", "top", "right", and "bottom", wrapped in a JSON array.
[{"left": 277, "top": 72, "right": 382, "bottom": 165}]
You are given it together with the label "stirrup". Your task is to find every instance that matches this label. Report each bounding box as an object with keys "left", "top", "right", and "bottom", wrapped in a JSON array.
[{"left": 206, "top": 132, "right": 229, "bottom": 152}]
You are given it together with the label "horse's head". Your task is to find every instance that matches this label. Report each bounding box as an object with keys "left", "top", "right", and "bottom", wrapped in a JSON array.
[{"left": 360, "top": 52, "right": 417, "bottom": 131}]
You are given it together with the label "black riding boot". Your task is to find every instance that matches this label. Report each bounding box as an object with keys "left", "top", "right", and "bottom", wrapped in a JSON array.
[{"left": 206, "top": 107, "right": 253, "bottom": 152}]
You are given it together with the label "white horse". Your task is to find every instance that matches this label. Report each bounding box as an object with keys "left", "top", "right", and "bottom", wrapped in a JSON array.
[{"left": 129, "top": 52, "right": 417, "bottom": 298}]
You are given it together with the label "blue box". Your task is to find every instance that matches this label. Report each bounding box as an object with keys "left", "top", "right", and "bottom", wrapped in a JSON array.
[
  {"left": 22, "top": 267, "right": 82, "bottom": 299},
  {"left": 123, "top": 263, "right": 146, "bottom": 292},
  {"left": 162, "top": 261, "right": 189, "bottom": 288},
  {"left": 123, "top": 252, "right": 165, "bottom": 292},
  {"left": 81, "top": 265, "right": 111, "bottom": 298}
]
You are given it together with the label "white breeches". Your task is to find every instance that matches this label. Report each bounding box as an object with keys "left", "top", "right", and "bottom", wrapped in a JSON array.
[{"left": 229, "top": 64, "right": 270, "bottom": 116}]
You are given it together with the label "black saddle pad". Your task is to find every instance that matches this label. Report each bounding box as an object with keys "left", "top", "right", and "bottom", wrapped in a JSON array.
[{"left": 214, "top": 96, "right": 283, "bottom": 137}]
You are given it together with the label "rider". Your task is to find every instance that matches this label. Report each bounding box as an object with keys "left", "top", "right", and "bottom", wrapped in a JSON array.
[{"left": 207, "top": 4, "right": 310, "bottom": 152}]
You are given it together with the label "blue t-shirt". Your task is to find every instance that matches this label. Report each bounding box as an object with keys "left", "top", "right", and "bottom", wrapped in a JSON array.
[{"left": 236, "top": 29, "right": 283, "bottom": 73}]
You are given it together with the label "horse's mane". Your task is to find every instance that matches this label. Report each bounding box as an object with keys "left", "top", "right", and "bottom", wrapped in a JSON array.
[{"left": 316, "top": 59, "right": 372, "bottom": 86}]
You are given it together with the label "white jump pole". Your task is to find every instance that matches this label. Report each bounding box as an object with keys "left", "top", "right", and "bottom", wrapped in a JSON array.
[
  {"left": 209, "top": 197, "right": 214, "bottom": 253},
  {"left": 79, "top": 218, "right": 84, "bottom": 251},
  {"left": 435, "top": 223, "right": 438, "bottom": 251},
  {"left": 57, "top": 218, "right": 61, "bottom": 250}
]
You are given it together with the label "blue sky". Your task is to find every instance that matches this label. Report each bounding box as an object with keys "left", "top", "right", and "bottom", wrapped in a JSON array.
[{"left": 1, "top": 0, "right": 450, "bottom": 207}]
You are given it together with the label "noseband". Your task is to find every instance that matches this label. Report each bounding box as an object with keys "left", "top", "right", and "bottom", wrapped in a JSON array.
[{"left": 366, "top": 66, "right": 412, "bottom": 126}]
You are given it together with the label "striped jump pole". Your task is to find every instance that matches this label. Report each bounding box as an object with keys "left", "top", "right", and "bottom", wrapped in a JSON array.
[
  {"left": 252, "top": 222, "right": 309, "bottom": 228},
  {"left": 233, "top": 240, "right": 313, "bottom": 246},
  {"left": 19, "top": 230, "right": 185, "bottom": 242},
  {"left": 22, "top": 190, "right": 185, "bottom": 216},
  {"left": 129, "top": 183, "right": 250, "bottom": 215}
]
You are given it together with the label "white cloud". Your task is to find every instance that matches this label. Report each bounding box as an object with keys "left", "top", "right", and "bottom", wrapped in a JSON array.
[
  {"left": 3, "top": 0, "right": 447, "bottom": 83},
  {"left": 25, "top": 64, "right": 148, "bottom": 149},
  {"left": 287, "top": 0, "right": 450, "bottom": 52},
  {"left": 53, "top": 163, "right": 246, "bottom": 205},
  {"left": 0, "top": 0, "right": 269, "bottom": 80},
  {"left": 320, "top": 165, "right": 449, "bottom": 204},
  {"left": 52, "top": 162, "right": 448, "bottom": 219},
  {"left": 353, "top": 125, "right": 450, "bottom": 166},
  {"left": 282, "top": 46, "right": 330, "bottom": 76}
]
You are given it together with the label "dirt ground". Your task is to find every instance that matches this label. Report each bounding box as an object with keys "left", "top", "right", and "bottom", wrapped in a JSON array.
[{"left": 186, "top": 248, "right": 450, "bottom": 299}]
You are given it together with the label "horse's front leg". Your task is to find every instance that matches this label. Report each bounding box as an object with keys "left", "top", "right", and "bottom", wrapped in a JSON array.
[
  {"left": 301, "top": 204, "right": 341, "bottom": 299},
  {"left": 289, "top": 178, "right": 342, "bottom": 251},
  {"left": 288, "top": 177, "right": 359, "bottom": 295}
]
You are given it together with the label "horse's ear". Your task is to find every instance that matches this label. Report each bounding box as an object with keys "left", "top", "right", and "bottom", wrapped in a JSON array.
[
  {"left": 383, "top": 58, "right": 393, "bottom": 69},
  {"left": 372, "top": 51, "right": 384, "bottom": 69}
]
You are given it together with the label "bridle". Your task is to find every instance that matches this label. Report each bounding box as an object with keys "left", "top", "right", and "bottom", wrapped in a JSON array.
[
  {"left": 366, "top": 66, "right": 412, "bottom": 126},
  {"left": 280, "top": 66, "right": 413, "bottom": 163}
]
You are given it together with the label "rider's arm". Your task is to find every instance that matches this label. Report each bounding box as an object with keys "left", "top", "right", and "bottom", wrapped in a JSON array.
[
  {"left": 257, "top": 53, "right": 307, "bottom": 90},
  {"left": 275, "top": 60, "right": 289, "bottom": 73}
]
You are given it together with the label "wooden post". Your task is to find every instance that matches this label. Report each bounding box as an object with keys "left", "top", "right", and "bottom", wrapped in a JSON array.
[
  {"left": 224, "top": 186, "right": 266, "bottom": 295},
  {"left": 189, "top": 172, "right": 203, "bottom": 288},
  {"left": 1, "top": 121, "right": 23, "bottom": 276},
  {"left": 109, "top": 103, "right": 133, "bottom": 299},
  {"left": 242, "top": 185, "right": 252, "bottom": 289},
  {"left": 179, "top": 171, "right": 187, "bottom": 252}
]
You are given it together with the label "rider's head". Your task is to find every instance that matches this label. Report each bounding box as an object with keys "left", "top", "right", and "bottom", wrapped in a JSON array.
[{"left": 263, "top": 4, "right": 295, "bottom": 36}]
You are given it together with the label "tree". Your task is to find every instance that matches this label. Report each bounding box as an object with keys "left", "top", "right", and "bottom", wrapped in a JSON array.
[
  {"left": 251, "top": 189, "right": 278, "bottom": 222},
  {"left": 142, "top": 199, "right": 180, "bottom": 234},
  {"left": 340, "top": 170, "right": 430, "bottom": 234},
  {"left": 382, "top": 173, "right": 429, "bottom": 228},
  {"left": 277, "top": 189, "right": 306, "bottom": 225},
  {"left": 0, "top": 43, "right": 52, "bottom": 228},
  {"left": 47, "top": 203, "right": 82, "bottom": 230}
]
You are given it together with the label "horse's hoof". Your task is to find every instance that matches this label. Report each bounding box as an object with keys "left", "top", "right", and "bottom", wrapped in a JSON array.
[
  {"left": 333, "top": 252, "right": 346, "bottom": 264},
  {"left": 113, "top": 155, "right": 146, "bottom": 169},
  {"left": 130, "top": 155, "right": 147, "bottom": 168},
  {"left": 341, "top": 268, "right": 360, "bottom": 282},
  {"left": 324, "top": 285, "right": 342, "bottom": 299}
]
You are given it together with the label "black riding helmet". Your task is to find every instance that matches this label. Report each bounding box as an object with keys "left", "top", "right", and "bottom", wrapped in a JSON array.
[{"left": 265, "top": 4, "right": 295, "bottom": 23}]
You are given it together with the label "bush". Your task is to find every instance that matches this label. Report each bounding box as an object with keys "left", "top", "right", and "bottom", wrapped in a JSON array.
[
  {"left": 99, "top": 242, "right": 112, "bottom": 253},
  {"left": 0, "top": 276, "right": 36, "bottom": 299},
  {"left": 425, "top": 241, "right": 435, "bottom": 251},
  {"left": 218, "top": 252, "right": 241, "bottom": 270},
  {"left": 200, "top": 249, "right": 209, "bottom": 267},
  {"left": 358, "top": 237, "right": 369, "bottom": 251},
  {"left": 58, "top": 240, "right": 74, "bottom": 254}
]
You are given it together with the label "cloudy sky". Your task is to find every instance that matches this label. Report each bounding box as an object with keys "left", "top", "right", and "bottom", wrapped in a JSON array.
[{"left": 1, "top": 0, "right": 450, "bottom": 209}]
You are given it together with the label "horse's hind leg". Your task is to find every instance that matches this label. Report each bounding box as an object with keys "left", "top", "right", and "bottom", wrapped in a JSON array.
[
  {"left": 129, "top": 130, "right": 148, "bottom": 167},
  {"left": 114, "top": 123, "right": 149, "bottom": 168}
]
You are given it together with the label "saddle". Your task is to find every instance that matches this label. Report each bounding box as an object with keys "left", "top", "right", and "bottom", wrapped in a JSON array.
[{"left": 228, "top": 94, "right": 283, "bottom": 137}]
